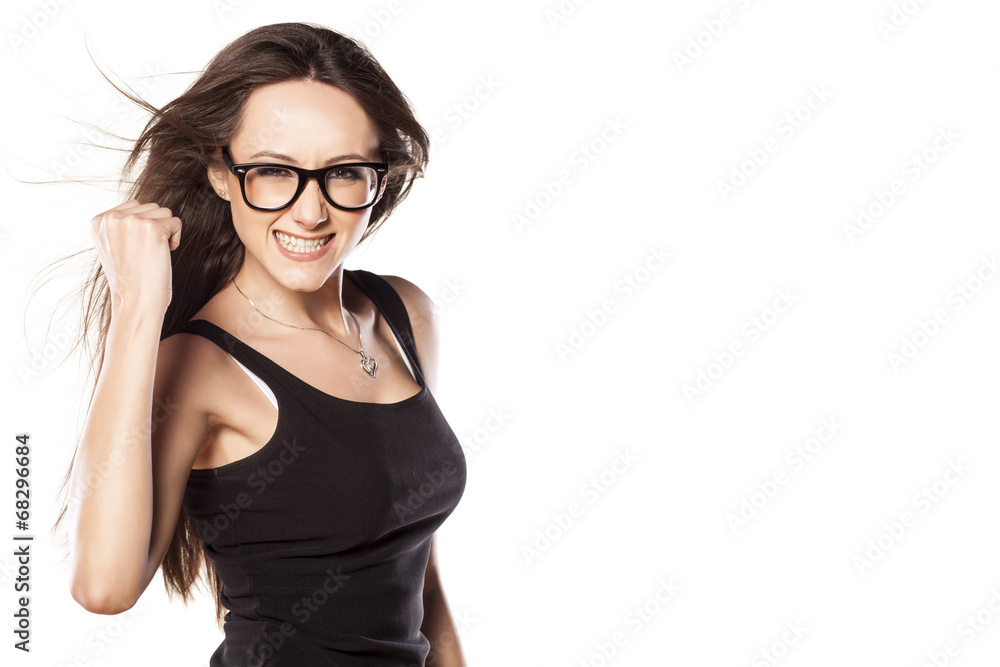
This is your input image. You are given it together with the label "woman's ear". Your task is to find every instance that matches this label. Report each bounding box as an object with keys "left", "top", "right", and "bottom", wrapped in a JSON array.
[{"left": 206, "top": 147, "right": 230, "bottom": 201}]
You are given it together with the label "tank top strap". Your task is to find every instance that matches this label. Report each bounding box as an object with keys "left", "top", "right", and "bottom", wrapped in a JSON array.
[
  {"left": 177, "top": 317, "right": 241, "bottom": 352},
  {"left": 174, "top": 318, "right": 277, "bottom": 380},
  {"left": 344, "top": 268, "right": 426, "bottom": 386}
]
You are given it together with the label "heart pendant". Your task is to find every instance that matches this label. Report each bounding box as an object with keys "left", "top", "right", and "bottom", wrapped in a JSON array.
[{"left": 361, "top": 354, "right": 377, "bottom": 378}]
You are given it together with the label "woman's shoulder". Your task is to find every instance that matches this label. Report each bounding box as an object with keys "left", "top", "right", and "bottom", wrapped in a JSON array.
[
  {"left": 375, "top": 274, "right": 437, "bottom": 322},
  {"left": 346, "top": 270, "right": 437, "bottom": 336},
  {"left": 374, "top": 273, "right": 441, "bottom": 394},
  {"left": 158, "top": 318, "right": 232, "bottom": 380},
  {"left": 157, "top": 292, "right": 243, "bottom": 398}
]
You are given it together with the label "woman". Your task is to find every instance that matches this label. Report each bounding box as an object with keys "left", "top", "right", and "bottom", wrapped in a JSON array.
[{"left": 54, "top": 22, "right": 468, "bottom": 666}]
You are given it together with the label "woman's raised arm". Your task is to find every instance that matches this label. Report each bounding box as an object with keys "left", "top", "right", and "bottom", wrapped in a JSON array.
[{"left": 66, "top": 200, "right": 209, "bottom": 614}]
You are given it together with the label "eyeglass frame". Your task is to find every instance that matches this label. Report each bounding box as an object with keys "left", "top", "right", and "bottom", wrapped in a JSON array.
[{"left": 220, "top": 146, "right": 390, "bottom": 212}]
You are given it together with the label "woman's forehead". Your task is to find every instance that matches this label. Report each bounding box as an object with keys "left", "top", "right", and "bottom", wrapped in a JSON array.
[{"left": 233, "top": 80, "right": 378, "bottom": 157}]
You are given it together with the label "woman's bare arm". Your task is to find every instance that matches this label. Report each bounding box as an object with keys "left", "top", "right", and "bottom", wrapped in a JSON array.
[
  {"left": 66, "top": 311, "right": 214, "bottom": 614},
  {"left": 67, "top": 200, "right": 210, "bottom": 615}
]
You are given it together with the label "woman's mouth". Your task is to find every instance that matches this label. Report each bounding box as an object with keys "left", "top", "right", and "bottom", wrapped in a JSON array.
[{"left": 273, "top": 230, "right": 334, "bottom": 254}]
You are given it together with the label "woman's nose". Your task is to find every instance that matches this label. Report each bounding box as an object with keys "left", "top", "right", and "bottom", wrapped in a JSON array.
[{"left": 290, "top": 176, "right": 328, "bottom": 226}]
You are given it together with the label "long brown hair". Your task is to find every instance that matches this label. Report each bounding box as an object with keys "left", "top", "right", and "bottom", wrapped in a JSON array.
[{"left": 42, "top": 22, "right": 429, "bottom": 625}]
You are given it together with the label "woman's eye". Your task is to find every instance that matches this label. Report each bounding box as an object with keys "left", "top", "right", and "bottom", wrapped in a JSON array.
[
  {"left": 256, "top": 167, "right": 294, "bottom": 179},
  {"left": 328, "top": 167, "right": 361, "bottom": 181}
]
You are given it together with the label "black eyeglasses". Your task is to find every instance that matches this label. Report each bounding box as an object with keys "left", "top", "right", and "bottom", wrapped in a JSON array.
[{"left": 221, "top": 146, "right": 389, "bottom": 212}]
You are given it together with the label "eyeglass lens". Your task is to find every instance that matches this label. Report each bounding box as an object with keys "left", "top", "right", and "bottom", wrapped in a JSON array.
[{"left": 244, "top": 165, "right": 379, "bottom": 209}]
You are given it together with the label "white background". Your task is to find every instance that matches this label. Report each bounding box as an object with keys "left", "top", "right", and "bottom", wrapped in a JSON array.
[{"left": 2, "top": 0, "right": 1000, "bottom": 665}]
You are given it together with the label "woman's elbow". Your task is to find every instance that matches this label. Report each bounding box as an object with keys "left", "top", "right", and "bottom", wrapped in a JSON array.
[{"left": 70, "top": 577, "right": 138, "bottom": 615}]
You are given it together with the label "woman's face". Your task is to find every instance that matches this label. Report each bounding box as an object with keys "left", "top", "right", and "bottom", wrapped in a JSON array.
[{"left": 210, "top": 79, "right": 381, "bottom": 291}]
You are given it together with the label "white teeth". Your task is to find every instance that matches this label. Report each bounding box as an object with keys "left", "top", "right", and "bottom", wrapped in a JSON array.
[{"left": 275, "top": 231, "right": 331, "bottom": 253}]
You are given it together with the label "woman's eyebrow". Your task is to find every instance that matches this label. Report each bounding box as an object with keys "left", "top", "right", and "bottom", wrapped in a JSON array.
[{"left": 247, "top": 149, "right": 372, "bottom": 164}]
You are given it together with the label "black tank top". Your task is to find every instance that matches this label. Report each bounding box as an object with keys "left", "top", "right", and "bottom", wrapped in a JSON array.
[{"left": 168, "top": 269, "right": 467, "bottom": 666}]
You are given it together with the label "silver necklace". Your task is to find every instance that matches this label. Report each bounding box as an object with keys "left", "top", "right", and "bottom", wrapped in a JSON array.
[{"left": 232, "top": 279, "right": 378, "bottom": 378}]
